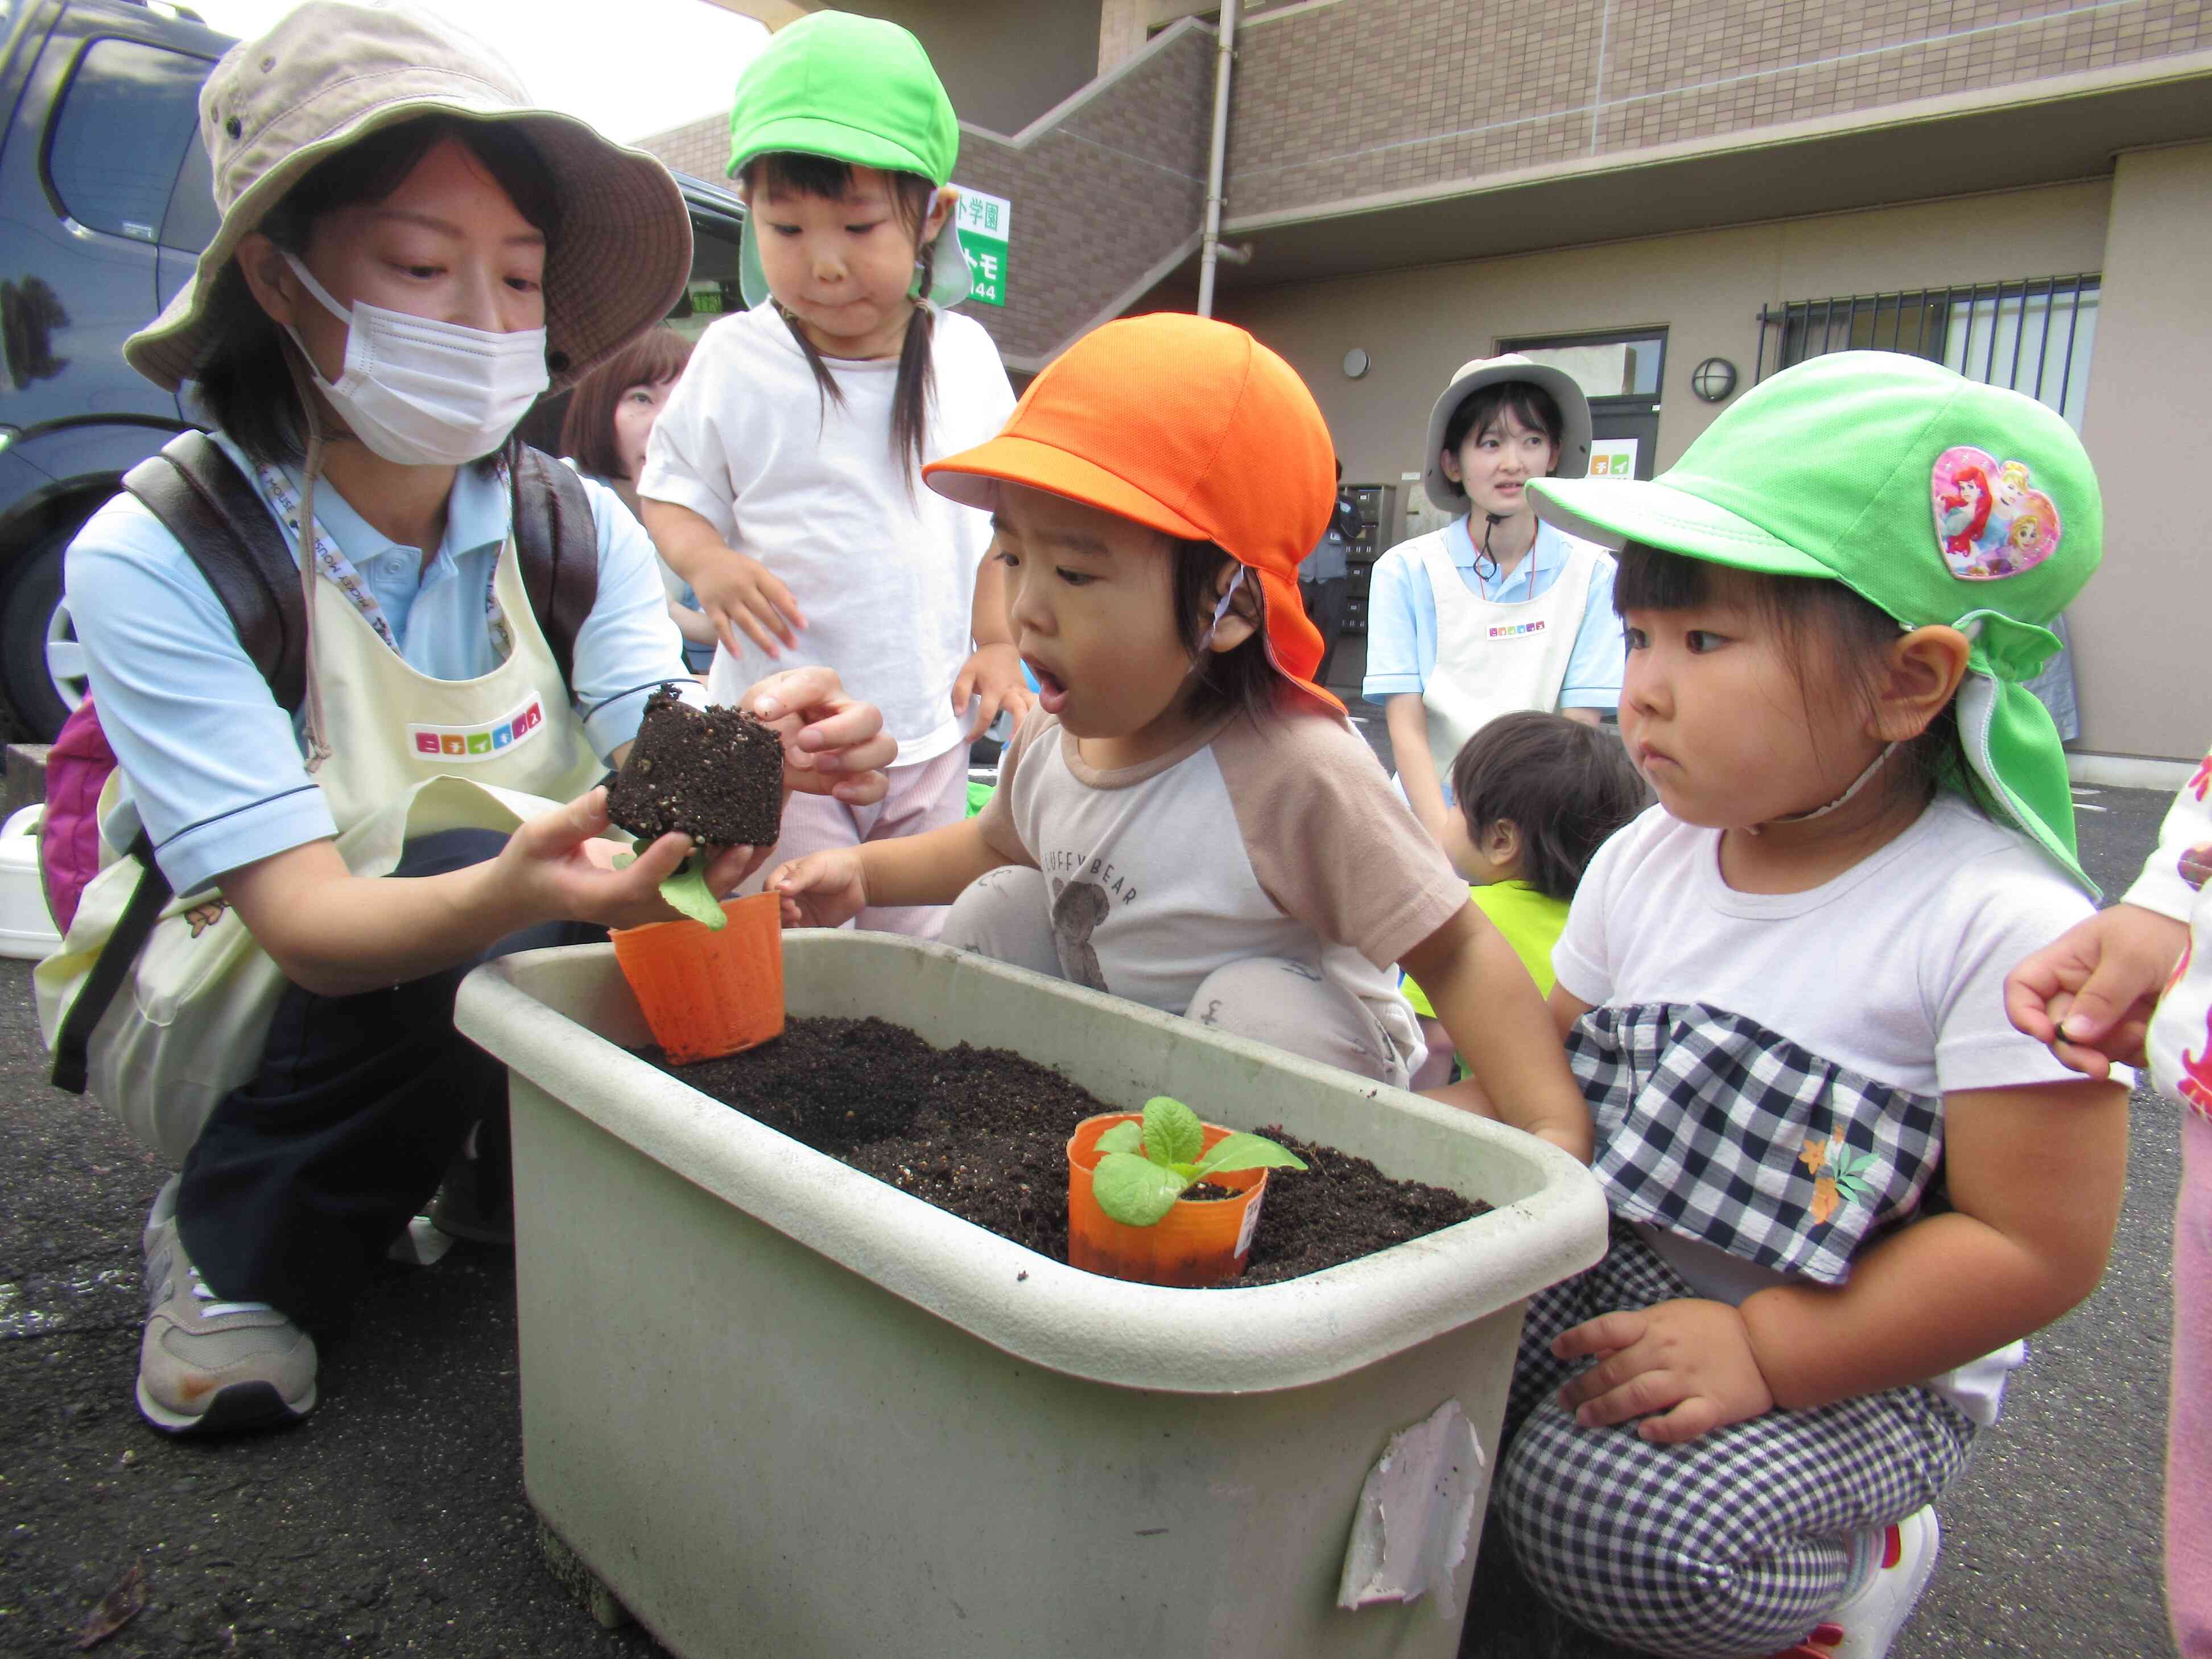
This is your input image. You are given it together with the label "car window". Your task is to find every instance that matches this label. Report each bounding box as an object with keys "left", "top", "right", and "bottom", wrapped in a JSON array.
[
  {"left": 46, "top": 38, "right": 208, "bottom": 245},
  {"left": 668, "top": 211, "right": 746, "bottom": 342},
  {"left": 160, "top": 131, "right": 218, "bottom": 253}
]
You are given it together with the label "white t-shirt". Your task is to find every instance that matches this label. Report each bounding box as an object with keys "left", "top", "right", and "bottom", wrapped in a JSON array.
[
  {"left": 639, "top": 304, "right": 1015, "bottom": 766},
  {"left": 1553, "top": 795, "right": 2096, "bottom": 1425}
]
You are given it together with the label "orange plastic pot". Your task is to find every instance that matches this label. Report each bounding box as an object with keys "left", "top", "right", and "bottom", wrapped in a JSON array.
[
  {"left": 1065, "top": 1112, "right": 1270, "bottom": 1288},
  {"left": 610, "top": 892, "right": 785, "bottom": 1065}
]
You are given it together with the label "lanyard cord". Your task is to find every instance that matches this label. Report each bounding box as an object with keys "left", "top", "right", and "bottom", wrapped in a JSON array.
[{"left": 1476, "top": 511, "right": 1505, "bottom": 583}]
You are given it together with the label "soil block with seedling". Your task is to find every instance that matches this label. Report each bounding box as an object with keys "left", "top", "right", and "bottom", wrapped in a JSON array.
[
  {"left": 455, "top": 931, "right": 1607, "bottom": 1659},
  {"left": 604, "top": 687, "right": 789, "bottom": 1062},
  {"left": 608, "top": 684, "right": 785, "bottom": 851}
]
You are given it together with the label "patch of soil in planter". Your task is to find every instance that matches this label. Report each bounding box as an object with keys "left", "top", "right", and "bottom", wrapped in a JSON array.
[{"left": 651, "top": 1015, "right": 1483, "bottom": 1286}]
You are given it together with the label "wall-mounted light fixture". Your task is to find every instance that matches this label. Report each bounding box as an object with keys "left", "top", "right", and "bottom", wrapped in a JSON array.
[{"left": 1691, "top": 357, "right": 1739, "bottom": 403}]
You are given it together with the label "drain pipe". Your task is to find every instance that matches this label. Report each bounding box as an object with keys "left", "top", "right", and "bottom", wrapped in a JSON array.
[{"left": 1195, "top": 0, "right": 1239, "bottom": 317}]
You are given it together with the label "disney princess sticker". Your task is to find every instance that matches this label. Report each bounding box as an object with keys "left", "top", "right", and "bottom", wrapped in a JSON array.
[{"left": 1930, "top": 445, "right": 2061, "bottom": 580}]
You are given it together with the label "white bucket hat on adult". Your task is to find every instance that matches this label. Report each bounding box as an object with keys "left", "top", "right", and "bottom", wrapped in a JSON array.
[
  {"left": 1421, "top": 354, "right": 1595, "bottom": 513},
  {"left": 125, "top": 0, "right": 691, "bottom": 396}
]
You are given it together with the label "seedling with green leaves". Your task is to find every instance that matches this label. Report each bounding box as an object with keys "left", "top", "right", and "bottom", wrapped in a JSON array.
[
  {"left": 612, "top": 841, "right": 727, "bottom": 930},
  {"left": 1091, "top": 1096, "right": 1307, "bottom": 1227}
]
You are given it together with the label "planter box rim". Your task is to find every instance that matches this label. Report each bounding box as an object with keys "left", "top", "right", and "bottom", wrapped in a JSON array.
[{"left": 457, "top": 936, "right": 1607, "bottom": 1394}]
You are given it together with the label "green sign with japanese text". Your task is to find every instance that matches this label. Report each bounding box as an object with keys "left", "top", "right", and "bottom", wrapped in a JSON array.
[{"left": 954, "top": 187, "right": 1011, "bottom": 308}]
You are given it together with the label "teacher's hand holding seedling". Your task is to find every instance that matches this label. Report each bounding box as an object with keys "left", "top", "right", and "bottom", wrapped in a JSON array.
[{"left": 502, "top": 665, "right": 897, "bottom": 935}]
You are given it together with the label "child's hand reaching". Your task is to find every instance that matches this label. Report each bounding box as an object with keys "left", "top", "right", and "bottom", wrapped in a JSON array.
[
  {"left": 696, "top": 544, "right": 807, "bottom": 660},
  {"left": 769, "top": 848, "right": 870, "bottom": 929},
  {"left": 1553, "top": 1299, "right": 1777, "bottom": 1444},
  {"left": 2004, "top": 902, "right": 2189, "bottom": 1078},
  {"left": 956, "top": 641, "right": 1033, "bottom": 741}
]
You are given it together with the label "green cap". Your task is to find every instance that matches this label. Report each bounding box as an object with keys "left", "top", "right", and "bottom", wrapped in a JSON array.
[
  {"left": 1529, "top": 350, "right": 2102, "bottom": 892},
  {"left": 726, "top": 11, "right": 970, "bottom": 309}
]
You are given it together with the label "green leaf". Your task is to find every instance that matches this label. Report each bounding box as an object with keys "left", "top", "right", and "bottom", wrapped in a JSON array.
[
  {"left": 1142, "top": 1097, "right": 1204, "bottom": 1168},
  {"left": 1093, "top": 1121, "right": 1143, "bottom": 1156},
  {"left": 1092, "top": 1152, "right": 1189, "bottom": 1227},
  {"left": 1193, "top": 1132, "right": 1309, "bottom": 1179},
  {"left": 658, "top": 850, "right": 727, "bottom": 931},
  {"left": 1835, "top": 1147, "right": 1875, "bottom": 1178},
  {"left": 1833, "top": 1174, "right": 1873, "bottom": 1203}
]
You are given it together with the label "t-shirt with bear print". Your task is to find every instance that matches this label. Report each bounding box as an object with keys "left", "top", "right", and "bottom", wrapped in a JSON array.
[{"left": 971, "top": 702, "right": 1468, "bottom": 1079}]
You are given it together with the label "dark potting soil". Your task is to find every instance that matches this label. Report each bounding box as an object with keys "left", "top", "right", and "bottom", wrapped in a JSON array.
[
  {"left": 650, "top": 1015, "right": 1484, "bottom": 1285},
  {"left": 605, "top": 684, "right": 784, "bottom": 848}
]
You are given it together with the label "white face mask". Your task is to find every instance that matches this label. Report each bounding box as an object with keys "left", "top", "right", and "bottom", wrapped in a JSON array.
[{"left": 280, "top": 252, "right": 550, "bottom": 467}]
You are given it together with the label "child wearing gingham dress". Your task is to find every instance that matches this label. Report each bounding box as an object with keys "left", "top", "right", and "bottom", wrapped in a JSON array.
[{"left": 1497, "top": 351, "right": 2130, "bottom": 1659}]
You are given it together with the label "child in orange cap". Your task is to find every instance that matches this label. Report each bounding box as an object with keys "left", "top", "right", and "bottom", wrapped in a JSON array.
[{"left": 771, "top": 313, "right": 1591, "bottom": 1155}]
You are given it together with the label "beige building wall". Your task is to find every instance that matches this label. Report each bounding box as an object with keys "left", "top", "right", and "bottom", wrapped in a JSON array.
[
  {"left": 855, "top": 0, "right": 1107, "bottom": 134},
  {"left": 1215, "top": 179, "right": 2109, "bottom": 507},
  {"left": 1211, "top": 178, "right": 2212, "bottom": 762},
  {"left": 2072, "top": 141, "right": 2212, "bottom": 763}
]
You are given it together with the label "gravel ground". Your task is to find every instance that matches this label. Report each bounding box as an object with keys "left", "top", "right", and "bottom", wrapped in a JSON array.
[{"left": 0, "top": 774, "right": 2182, "bottom": 1658}]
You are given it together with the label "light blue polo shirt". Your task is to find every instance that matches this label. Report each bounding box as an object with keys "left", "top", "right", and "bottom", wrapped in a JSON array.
[
  {"left": 65, "top": 433, "right": 688, "bottom": 897},
  {"left": 1361, "top": 516, "right": 1625, "bottom": 709}
]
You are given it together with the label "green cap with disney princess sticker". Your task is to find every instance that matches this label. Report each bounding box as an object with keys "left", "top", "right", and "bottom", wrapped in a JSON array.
[{"left": 1528, "top": 349, "right": 2101, "bottom": 893}]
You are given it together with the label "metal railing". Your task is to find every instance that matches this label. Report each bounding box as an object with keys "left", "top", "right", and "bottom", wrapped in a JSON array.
[{"left": 1756, "top": 273, "right": 2100, "bottom": 426}]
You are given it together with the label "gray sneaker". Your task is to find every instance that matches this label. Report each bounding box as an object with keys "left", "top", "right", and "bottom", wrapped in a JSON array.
[{"left": 137, "top": 1178, "right": 317, "bottom": 1434}]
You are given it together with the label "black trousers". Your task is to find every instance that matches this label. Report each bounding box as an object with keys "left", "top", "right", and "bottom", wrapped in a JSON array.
[
  {"left": 1301, "top": 576, "right": 1348, "bottom": 688},
  {"left": 174, "top": 830, "right": 602, "bottom": 1323}
]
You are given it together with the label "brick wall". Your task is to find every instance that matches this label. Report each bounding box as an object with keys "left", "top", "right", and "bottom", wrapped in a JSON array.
[
  {"left": 1228, "top": 0, "right": 2212, "bottom": 222},
  {"left": 641, "top": 114, "right": 730, "bottom": 183},
  {"left": 634, "top": 23, "right": 1215, "bottom": 368}
]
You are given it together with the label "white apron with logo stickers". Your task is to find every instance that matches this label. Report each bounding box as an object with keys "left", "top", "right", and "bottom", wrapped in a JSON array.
[
  {"left": 1409, "top": 526, "right": 1599, "bottom": 770},
  {"left": 35, "top": 535, "right": 607, "bottom": 1165}
]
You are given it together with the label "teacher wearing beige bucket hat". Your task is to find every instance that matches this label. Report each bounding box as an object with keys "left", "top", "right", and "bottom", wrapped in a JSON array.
[
  {"left": 37, "top": 2, "right": 895, "bottom": 1438},
  {"left": 1363, "top": 354, "right": 1626, "bottom": 851}
]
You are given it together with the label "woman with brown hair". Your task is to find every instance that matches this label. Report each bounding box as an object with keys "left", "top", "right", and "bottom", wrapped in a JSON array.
[{"left": 559, "top": 324, "right": 714, "bottom": 670}]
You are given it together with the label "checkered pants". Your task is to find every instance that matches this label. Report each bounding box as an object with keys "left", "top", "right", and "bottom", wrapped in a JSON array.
[{"left": 1495, "top": 1225, "right": 1977, "bottom": 1659}]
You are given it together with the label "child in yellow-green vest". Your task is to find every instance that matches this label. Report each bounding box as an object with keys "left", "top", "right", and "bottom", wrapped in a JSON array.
[{"left": 1404, "top": 712, "right": 1648, "bottom": 1088}]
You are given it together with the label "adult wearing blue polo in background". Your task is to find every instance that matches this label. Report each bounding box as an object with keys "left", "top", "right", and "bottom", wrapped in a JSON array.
[{"left": 1363, "top": 356, "right": 1625, "bottom": 849}]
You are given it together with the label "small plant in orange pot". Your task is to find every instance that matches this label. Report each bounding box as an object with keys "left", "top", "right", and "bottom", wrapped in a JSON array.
[
  {"left": 610, "top": 881, "right": 785, "bottom": 1066},
  {"left": 1067, "top": 1096, "right": 1307, "bottom": 1287}
]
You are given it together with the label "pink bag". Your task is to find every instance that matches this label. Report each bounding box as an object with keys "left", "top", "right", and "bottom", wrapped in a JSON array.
[{"left": 41, "top": 694, "right": 115, "bottom": 934}]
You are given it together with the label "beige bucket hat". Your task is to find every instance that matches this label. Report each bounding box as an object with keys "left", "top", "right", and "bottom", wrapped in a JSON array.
[
  {"left": 1421, "top": 353, "right": 1595, "bottom": 513},
  {"left": 125, "top": 1, "right": 691, "bottom": 395}
]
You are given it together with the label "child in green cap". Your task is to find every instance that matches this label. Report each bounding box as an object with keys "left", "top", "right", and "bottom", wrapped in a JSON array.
[
  {"left": 640, "top": 11, "right": 1027, "bottom": 936},
  {"left": 1479, "top": 350, "right": 2129, "bottom": 1659}
]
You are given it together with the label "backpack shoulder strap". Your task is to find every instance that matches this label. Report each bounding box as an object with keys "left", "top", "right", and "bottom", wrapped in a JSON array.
[
  {"left": 122, "top": 432, "right": 307, "bottom": 712},
  {"left": 48, "top": 826, "right": 172, "bottom": 1096},
  {"left": 510, "top": 447, "right": 600, "bottom": 689}
]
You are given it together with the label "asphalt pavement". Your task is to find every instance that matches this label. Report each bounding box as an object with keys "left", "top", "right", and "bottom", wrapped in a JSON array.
[{"left": 0, "top": 773, "right": 2186, "bottom": 1658}]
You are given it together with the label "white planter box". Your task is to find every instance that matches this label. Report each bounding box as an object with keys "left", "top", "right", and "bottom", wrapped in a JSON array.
[{"left": 455, "top": 933, "right": 1607, "bottom": 1659}]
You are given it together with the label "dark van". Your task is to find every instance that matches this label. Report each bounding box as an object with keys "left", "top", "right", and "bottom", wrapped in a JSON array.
[{"left": 0, "top": 0, "right": 745, "bottom": 740}]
